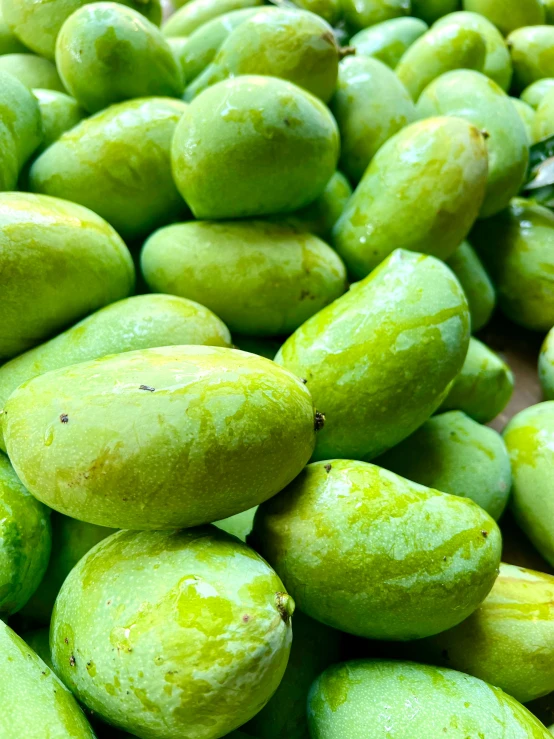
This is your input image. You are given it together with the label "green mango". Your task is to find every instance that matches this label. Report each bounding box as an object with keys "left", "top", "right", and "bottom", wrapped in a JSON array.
[
  {"left": 244, "top": 612, "right": 341, "bottom": 739},
  {"left": 0, "top": 7, "right": 29, "bottom": 54},
  {"left": 513, "top": 97, "right": 536, "bottom": 144},
  {"left": 446, "top": 241, "right": 495, "bottom": 331},
  {"left": 349, "top": 17, "right": 428, "bottom": 68},
  {"left": 433, "top": 11, "right": 512, "bottom": 90},
  {"left": 20, "top": 514, "right": 114, "bottom": 627},
  {"left": 21, "top": 628, "right": 54, "bottom": 670},
  {"left": 377, "top": 410, "right": 511, "bottom": 520},
  {"left": 508, "top": 26, "right": 554, "bottom": 92},
  {"left": 0, "top": 192, "right": 134, "bottom": 360},
  {"left": 232, "top": 336, "right": 284, "bottom": 361},
  {"left": 0, "top": 53, "right": 64, "bottom": 91},
  {"left": 292, "top": 0, "right": 342, "bottom": 25},
  {"left": 172, "top": 75, "right": 339, "bottom": 220},
  {"left": 0, "top": 294, "right": 231, "bottom": 451},
  {"left": 504, "top": 402, "right": 554, "bottom": 567},
  {"left": 0, "top": 620, "right": 96, "bottom": 738},
  {"left": 252, "top": 459, "right": 501, "bottom": 640},
  {"left": 3, "top": 346, "right": 317, "bottom": 529},
  {"left": 168, "top": 8, "right": 260, "bottom": 83},
  {"left": 281, "top": 171, "right": 352, "bottom": 241},
  {"left": 417, "top": 70, "right": 529, "bottom": 218},
  {"left": 330, "top": 56, "right": 416, "bottom": 183},
  {"left": 332, "top": 117, "right": 488, "bottom": 279},
  {"left": 439, "top": 337, "right": 514, "bottom": 423},
  {"left": 275, "top": 250, "right": 470, "bottom": 461},
  {"left": 32, "top": 89, "right": 85, "bottom": 154},
  {"left": 184, "top": 8, "right": 339, "bottom": 103},
  {"left": 471, "top": 198, "right": 554, "bottom": 332},
  {"left": 533, "top": 89, "right": 554, "bottom": 142},
  {"left": 544, "top": 0, "right": 554, "bottom": 23},
  {"left": 522, "top": 78, "right": 554, "bottom": 109},
  {"left": 540, "top": 329, "right": 554, "bottom": 400},
  {"left": 29, "top": 97, "right": 189, "bottom": 240},
  {"left": 396, "top": 24, "right": 486, "bottom": 101},
  {"left": 0, "top": 453, "right": 51, "bottom": 615},
  {"left": 51, "top": 527, "right": 293, "bottom": 739},
  {"left": 308, "top": 660, "right": 553, "bottom": 738},
  {"left": 162, "top": 0, "right": 263, "bottom": 38},
  {"left": 0, "top": 71, "right": 42, "bottom": 191},
  {"left": 412, "top": 0, "right": 460, "bottom": 23},
  {"left": 55, "top": 4, "right": 183, "bottom": 114},
  {"left": 1, "top": 0, "right": 161, "bottom": 60},
  {"left": 462, "top": 0, "right": 545, "bottom": 35},
  {"left": 415, "top": 563, "right": 554, "bottom": 703},
  {"left": 141, "top": 221, "right": 346, "bottom": 336},
  {"left": 214, "top": 507, "right": 257, "bottom": 542},
  {"left": 341, "top": 0, "right": 410, "bottom": 33},
  {"left": 501, "top": 510, "right": 554, "bottom": 575}
]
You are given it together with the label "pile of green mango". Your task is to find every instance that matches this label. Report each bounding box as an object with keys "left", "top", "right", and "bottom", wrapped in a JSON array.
[{"left": 4, "top": 0, "right": 554, "bottom": 736}]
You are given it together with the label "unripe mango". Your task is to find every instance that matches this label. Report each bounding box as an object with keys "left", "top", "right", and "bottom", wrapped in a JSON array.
[
  {"left": 332, "top": 117, "right": 487, "bottom": 280},
  {"left": 341, "top": 0, "right": 410, "bottom": 33},
  {"left": 350, "top": 17, "right": 428, "bottom": 68},
  {"left": 282, "top": 171, "right": 352, "bottom": 240},
  {"left": 439, "top": 337, "right": 514, "bottom": 423},
  {"left": 293, "top": 0, "right": 343, "bottom": 25},
  {"left": 308, "top": 660, "right": 553, "bottom": 738},
  {"left": 540, "top": 328, "right": 554, "bottom": 400},
  {"left": 412, "top": 0, "right": 460, "bottom": 23},
  {"left": 533, "top": 89, "right": 554, "bottom": 142},
  {"left": 141, "top": 221, "right": 346, "bottom": 337},
  {"left": 513, "top": 97, "right": 536, "bottom": 144},
  {"left": 51, "top": 527, "right": 294, "bottom": 739},
  {"left": 252, "top": 459, "right": 501, "bottom": 640},
  {"left": 330, "top": 55, "right": 416, "bottom": 183},
  {"left": 0, "top": 192, "right": 134, "bottom": 360},
  {"left": 162, "top": 0, "right": 263, "bottom": 38},
  {"left": 3, "top": 346, "right": 317, "bottom": 529},
  {"left": 21, "top": 628, "right": 54, "bottom": 671},
  {"left": 504, "top": 402, "right": 554, "bottom": 567},
  {"left": 275, "top": 250, "right": 470, "bottom": 461},
  {"left": 522, "top": 78, "right": 554, "bottom": 109},
  {"left": 446, "top": 241, "right": 495, "bottom": 331},
  {"left": 0, "top": 7, "right": 28, "bottom": 54},
  {"left": 508, "top": 26, "right": 554, "bottom": 91},
  {"left": 171, "top": 76, "right": 339, "bottom": 220},
  {"left": 463, "top": 0, "right": 545, "bottom": 35},
  {"left": 0, "top": 54, "right": 64, "bottom": 91},
  {"left": 377, "top": 410, "right": 511, "bottom": 520},
  {"left": 29, "top": 97, "right": 189, "bottom": 240},
  {"left": 32, "top": 89, "right": 85, "bottom": 154}
]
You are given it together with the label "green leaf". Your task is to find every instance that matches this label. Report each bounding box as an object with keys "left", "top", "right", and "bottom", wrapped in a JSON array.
[
  {"left": 526, "top": 157, "right": 554, "bottom": 191},
  {"left": 527, "top": 134, "right": 554, "bottom": 180}
]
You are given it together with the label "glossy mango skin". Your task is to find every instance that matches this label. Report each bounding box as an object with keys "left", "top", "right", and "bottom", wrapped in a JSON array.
[
  {"left": 446, "top": 241, "right": 495, "bottom": 331},
  {"left": 418, "top": 70, "right": 529, "bottom": 219},
  {"left": 417, "top": 564, "right": 554, "bottom": 703},
  {"left": 55, "top": 3, "right": 183, "bottom": 114},
  {"left": 330, "top": 56, "right": 416, "bottom": 183},
  {"left": 276, "top": 250, "right": 470, "bottom": 461},
  {"left": 463, "top": 0, "right": 545, "bottom": 35},
  {"left": 171, "top": 76, "right": 339, "bottom": 220},
  {"left": 332, "top": 118, "right": 488, "bottom": 280},
  {"left": 0, "top": 192, "right": 134, "bottom": 361},
  {"left": 471, "top": 198, "right": 554, "bottom": 332},
  {"left": 281, "top": 171, "right": 352, "bottom": 241},
  {"left": 434, "top": 10, "right": 512, "bottom": 90},
  {"left": 377, "top": 410, "right": 511, "bottom": 520},
  {"left": 293, "top": 0, "right": 342, "bottom": 25},
  {"left": 169, "top": 8, "right": 260, "bottom": 83},
  {"left": 29, "top": 97, "right": 189, "bottom": 240},
  {"left": 504, "top": 402, "right": 554, "bottom": 567},
  {"left": 32, "top": 89, "right": 85, "bottom": 154},
  {"left": 252, "top": 459, "right": 501, "bottom": 640},
  {"left": 162, "top": 0, "right": 263, "bottom": 37},
  {"left": 185, "top": 8, "right": 340, "bottom": 103},
  {"left": 0, "top": 293, "right": 231, "bottom": 452},
  {"left": 0, "top": 453, "right": 51, "bottom": 615},
  {"left": 141, "top": 221, "right": 346, "bottom": 336},
  {"left": 51, "top": 527, "right": 294, "bottom": 739},
  {"left": 508, "top": 26, "right": 554, "bottom": 92},
  {"left": 1, "top": 0, "right": 161, "bottom": 60},
  {"left": 0, "top": 621, "right": 95, "bottom": 738},
  {"left": 342, "top": 0, "right": 410, "bottom": 33},
  {"left": 350, "top": 17, "right": 428, "bottom": 68},
  {"left": 522, "top": 78, "right": 554, "bottom": 109},
  {"left": 0, "top": 71, "right": 42, "bottom": 191},
  {"left": 513, "top": 97, "right": 536, "bottom": 144},
  {"left": 439, "top": 337, "right": 514, "bottom": 423},
  {"left": 0, "top": 53, "right": 64, "bottom": 91},
  {"left": 539, "top": 329, "right": 554, "bottom": 400},
  {"left": 308, "top": 660, "right": 553, "bottom": 739},
  {"left": 21, "top": 628, "right": 54, "bottom": 671},
  {"left": 533, "top": 89, "right": 554, "bottom": 142},
  {"left": 3, "top": 346, "right": 317, "bottom": 530},
  {"left": 244, "top": 612, "right": 341, "bottom": 739},
  {"left": 412, "top": 0, "right": 460, "bottom": 23},
  {"left": 0, "top": 7, "right": 29, "bottom": 54},
  {"left": 396, "top": 24, "right": 486, "bottom": 101}
]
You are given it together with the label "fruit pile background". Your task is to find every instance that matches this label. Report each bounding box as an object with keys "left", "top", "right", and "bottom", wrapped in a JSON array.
[{"left": 2, "top": 0, "right": 554, "bottom": 737}]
